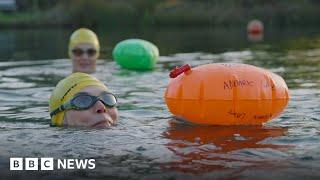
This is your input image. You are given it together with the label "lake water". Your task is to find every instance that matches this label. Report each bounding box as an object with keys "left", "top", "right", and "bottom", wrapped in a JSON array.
[{"left": 0, "top": 27, "right": 319, "bottom": 179}]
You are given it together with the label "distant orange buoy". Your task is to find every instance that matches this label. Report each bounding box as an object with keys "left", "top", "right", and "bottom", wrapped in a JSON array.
[
  {"left": 164, "top": 63, "right": 290, "bottom": 125},
  {"left": 247, "top": 19, "right": 264, "bottom": 34}
]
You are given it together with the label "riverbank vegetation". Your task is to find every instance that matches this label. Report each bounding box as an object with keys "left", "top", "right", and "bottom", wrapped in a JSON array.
[{"left": 1, "top": 0, "right": 320, "bottom": 28}]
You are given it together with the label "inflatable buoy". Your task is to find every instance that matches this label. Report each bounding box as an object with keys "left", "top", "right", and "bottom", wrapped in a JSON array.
[
  {"left": 112, "top": 39, "right": 159, "bottom": 70},
  {"left": 164, "top": 63, "right": 290, "bottom": 125},
  {"left": 247, "top": 19, "right": 264, "bottom": 35}
]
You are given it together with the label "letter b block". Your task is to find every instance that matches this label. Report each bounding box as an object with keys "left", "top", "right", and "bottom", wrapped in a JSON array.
[
  {"left": 10, "top": 158, "right": 23, "bottom": 170},
  {"left": 25, "top": 158, "right": 38, "bottom": 170}
]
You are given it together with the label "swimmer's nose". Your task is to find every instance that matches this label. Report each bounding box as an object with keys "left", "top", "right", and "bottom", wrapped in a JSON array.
[
  {"left": 82, "top": 51, "right": 89, "bottom": 58},
  {"left": 77, "top": 52, "right": 89, "bottom": 60},
  {"left": 94, "top": 100, "right": 106, "bottom": 113}
]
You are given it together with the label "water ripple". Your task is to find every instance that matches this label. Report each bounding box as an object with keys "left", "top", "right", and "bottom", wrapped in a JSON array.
[{"left": 0, "top": 48, "right": 319, "bottom": 178}]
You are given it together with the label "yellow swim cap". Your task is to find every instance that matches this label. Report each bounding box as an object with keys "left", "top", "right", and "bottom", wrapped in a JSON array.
[
  {"left": 68, "top": 28, "right": 100, "bottom": 58},
  {"left": 49, "top": 72, "right": 108, "bottom": 126}
]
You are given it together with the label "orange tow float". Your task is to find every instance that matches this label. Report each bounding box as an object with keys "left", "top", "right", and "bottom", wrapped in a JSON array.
[{"left": 164, "top": 63, "right": 290, "bottom": 125}]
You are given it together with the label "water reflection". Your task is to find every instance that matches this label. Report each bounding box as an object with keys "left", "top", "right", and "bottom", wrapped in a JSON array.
[
  {"left": 0, "top": 27, "right": 319, "bottom": 178},
  {"left": 247, "top": 33, "right": 264, "bottom": 42},
  {"left": 2, "top": 27, "right": 320, "bottom": 62},
  {"left": 163, "top": 120, "right": 289, "bottom": 174}
]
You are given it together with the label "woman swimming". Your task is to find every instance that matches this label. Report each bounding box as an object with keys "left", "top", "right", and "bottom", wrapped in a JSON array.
[
  {"left": 68, "top": 28, "right": 100, "bottom": 73},
  {"left": 49, "top": 72, "right": 118, "bottom": 128}
]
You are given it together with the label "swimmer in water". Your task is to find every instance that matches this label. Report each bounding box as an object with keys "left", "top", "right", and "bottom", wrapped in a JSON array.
[
  {"left": 68, "top": 28, "right": 100, "bottom": 73},
  {"left": 49, "top": 72, "right": 118, "bottom": 128}
]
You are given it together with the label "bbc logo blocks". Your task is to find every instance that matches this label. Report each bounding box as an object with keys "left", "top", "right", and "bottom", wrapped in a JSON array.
[
  {"left": 10, "top": 158, "right": 54, "bottom": 170},
  {"left": 10, "top": 158, "right": 95, "bottom": 170}
]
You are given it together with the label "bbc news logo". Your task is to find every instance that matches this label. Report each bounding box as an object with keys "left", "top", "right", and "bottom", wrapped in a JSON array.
[{"left": 10, "top": 158, "right": 95, "bottom": 170}]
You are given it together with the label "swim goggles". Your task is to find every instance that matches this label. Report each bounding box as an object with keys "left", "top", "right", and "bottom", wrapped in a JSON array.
[
  {"left": 72, "top": 48, "right": 97, "bottom": 57},
  {"left": 50, "top": 92, "right": 117, "bottom": 117}
]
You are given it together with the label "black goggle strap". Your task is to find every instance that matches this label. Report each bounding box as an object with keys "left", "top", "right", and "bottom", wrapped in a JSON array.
[{"left": 49, "top": 101, "right": 71, "bottom": 117}]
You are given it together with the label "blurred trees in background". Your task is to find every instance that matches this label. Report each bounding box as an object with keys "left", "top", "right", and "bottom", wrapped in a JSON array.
[
  {"left": 16, "top": 0, "right": 60, "bottom": 11},
  {"left": 2, "top": 0, "right": 320, "bottom": 27}
]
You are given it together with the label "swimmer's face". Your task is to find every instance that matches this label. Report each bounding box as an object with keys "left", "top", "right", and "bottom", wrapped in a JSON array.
[
  {"left": 64, "top": 86, "right": 118, "bottom": 128},
  {"left": 71, "top": 43, "right": 98, "bottom": 74}
]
